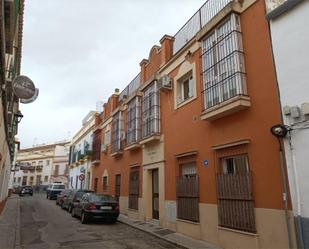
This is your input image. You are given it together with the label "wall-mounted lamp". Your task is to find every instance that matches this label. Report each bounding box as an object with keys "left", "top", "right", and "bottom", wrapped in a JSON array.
[
  {"left": 14, "top": 110, "right": 23, "bottom": 123},
  {"left": 270, "top": 124, "right": 289, "bottom": 138}
]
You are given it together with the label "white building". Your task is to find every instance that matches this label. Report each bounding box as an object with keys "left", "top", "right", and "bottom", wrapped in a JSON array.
[
  {"left": 266, "top": 0, "right": 309, "bottom": 248},
  {"left": 13, "top": 142, "right": 69, "bottom": 190},
  {"left": 68, "top": 111, "right": 96, "bottom": 190}
]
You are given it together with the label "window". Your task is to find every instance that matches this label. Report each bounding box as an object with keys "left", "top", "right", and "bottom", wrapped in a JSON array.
[
  {"left": 44, "top": 176, "right": 49, "bottom": 182},
  {"left": 103, "top": 176, "right": 108, "bottom": 192},
  {"left": 176, "top": 162, "right": 199, "bottom": 222},
  {"left": 105, "top": 129, "right": 111, "bottom": 145},
  {"left": 32, "top": 161, "right": 36, "bottom": 166},
  {"left": 18, "top": 177, "right": 21, "bottom": 183},
  {"left": 221, "top": 155, "right": 248, "bottom": 174},
  {"left": 129, "top": 168, "right": 139, "bottom": 210},
  {"left": 46, "top": 160, "right": 50, "bottom": 166},
  {"left": 115, "top": 174, "right": 121, "bottom": 202},
  {"left": 38, "top": 161, "right": 43, "bottom": 166},
  {"left": 22, "top": 176, "right": 27, "bottom": 186},
  {"left": 111, "top": 112, "right": 123, "bottom": 153},
  {"left": 36, "top": 175, "right": 41, "bottom": 185},
  {"left": 216, "top": 151, "right": 256, "bottom": 233},
  {"left": 177, "top": 72, "right": 194, "bottom": 104},
  {"left": 75, "top": 176, "right": 78, "bottom": 189},
  {"left": 13, "top": 177, "right": 16, "bottom": 183},
  {"left": 29, "top": 176, "right": 34, "bottom": 186},
  {"left": 54, "top": 165, "right": 59, "bottom": 176},
  {"left": 126, "top": 97, "right": 141, "bottom": 145},
  {"left": 142, "top": 81, "right": 160, "bottom": 138},
  {"left": 201, "top": 14, "right": 246, "bottom": 110},
  {"left": 94, "top": 177, "right": 98, "bottom": 192}
]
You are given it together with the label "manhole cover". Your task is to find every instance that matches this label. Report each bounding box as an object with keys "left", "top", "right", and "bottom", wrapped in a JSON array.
[{"left": 154, "top": 229, "right": 175, "bottom": 236}]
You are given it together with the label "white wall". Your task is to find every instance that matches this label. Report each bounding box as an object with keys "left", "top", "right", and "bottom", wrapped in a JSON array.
[{"left": 270, "top": 0, "right": 309, "bottom": 219}]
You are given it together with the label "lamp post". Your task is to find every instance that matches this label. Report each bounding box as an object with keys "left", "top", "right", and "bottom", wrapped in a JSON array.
[{"left": 270, "top": 124, "right": 293, "bottom": 249}]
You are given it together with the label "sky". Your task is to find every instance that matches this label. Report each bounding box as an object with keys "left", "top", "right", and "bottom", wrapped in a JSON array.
[{"left": 19, "top": 0, "right": 206, "bottom": 148}]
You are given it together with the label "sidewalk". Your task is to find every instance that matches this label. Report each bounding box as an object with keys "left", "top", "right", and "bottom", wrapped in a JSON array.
[
  {"left": 118, "top": 214, "right": 221, "bottom": 249},
  {"left": 0, "top": 195, "right": 20, "bottom": 249}
]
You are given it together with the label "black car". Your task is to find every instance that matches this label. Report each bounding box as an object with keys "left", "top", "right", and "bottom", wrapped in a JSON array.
[
  {"left": 19, "top": 186, "right": 33, "bottom": 196},
  {"left": 71, "top": 193, "right": 119, "bottom": 224},
  {"left": 62, "top": 189, "right": 94, "bottom": 213}
]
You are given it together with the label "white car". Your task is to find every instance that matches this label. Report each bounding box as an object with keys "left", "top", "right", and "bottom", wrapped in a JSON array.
[{"left": 46, "top": 183, "right": 66, "bottom": 200}]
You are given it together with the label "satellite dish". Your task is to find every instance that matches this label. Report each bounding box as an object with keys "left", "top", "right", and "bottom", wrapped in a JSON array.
[{"left": 12, "top": 75, "right": 39, "bottom": 103}]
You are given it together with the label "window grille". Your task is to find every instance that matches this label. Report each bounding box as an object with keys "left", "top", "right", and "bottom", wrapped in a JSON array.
[
  {"left": 216, "top": 154, "right": 256, "bottom": 233},
  {"left": 129, "top": 169, "right": 139, "bottom": 210},
  {"left": 126, "top": 97, "right": 141, "bottom": 145},
  {"left": 201, "top": 14, "right": 247, "bottom": 110},
  {"left": 111, "top": 112, "right": 123, "bottom": 153},
  {"left": 103, "top": 176, "right": 108, "bottom": 192},
  {"left": 142, "top": 81, "right": 160, "bottom": 138},
  {"left": 92, "top": 130, "right": 101, "bottom": 161},
  {"left": 176, "top": 162, "right": 199, "bottom": 222}
]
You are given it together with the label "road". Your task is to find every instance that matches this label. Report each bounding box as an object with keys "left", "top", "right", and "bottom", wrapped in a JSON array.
[{"left": 19, "top": 194, "right": 180, "bottom": 249}]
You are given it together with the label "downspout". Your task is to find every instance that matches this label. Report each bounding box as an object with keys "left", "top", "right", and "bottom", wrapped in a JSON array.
[{"left": 278, "top": 139, "right": 293, "bottom": 249}]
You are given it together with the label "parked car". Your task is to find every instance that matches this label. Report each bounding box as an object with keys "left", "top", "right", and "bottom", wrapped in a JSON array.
[
  {"left": 19, "top": 186, "right": 33, "bottom": 196},
  {"left": 71, "top": 193, "right": 119, "bottom": 224},
  {"left": 56, "top": 189, "right": 71, "bottom": 206},
  {"left": 46, "top": 183, "right": 66, "bottom": 200},
  {"left": 62, "top": 189, "right": 94, "bottom": 213}
]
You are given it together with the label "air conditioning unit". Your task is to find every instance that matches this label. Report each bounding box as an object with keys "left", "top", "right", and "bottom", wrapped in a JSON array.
[
  {"left": 159, "top": 75, "right": 172, "bottom": 91},
  {"left": 101, "top": 144, "right": 107, "bottom": 153}
]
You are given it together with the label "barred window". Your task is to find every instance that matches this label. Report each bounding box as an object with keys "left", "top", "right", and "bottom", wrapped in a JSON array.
[
  {"left": 177, "top": 162, "right": 199, "bottom": 222},
  {"left": 111, "top": 112, "right": 123, "bottom": 153},
  {"left": 216, "top": 153, "right": 256, "bottom": 233},
  {"left": 129, "top": 168, "right": 139, "bottom": 210},
  {"left": 126, "top": 97, "right": 141, "bottom": 145},
  {"left": 103, "top": 176, "right": 108, "bottom": 192},
  {"left": 201, "top": 14, "right": 246, "bottom": 110},
  {"left": 142, "top": 81, "right": 160, "bottom": 138}
]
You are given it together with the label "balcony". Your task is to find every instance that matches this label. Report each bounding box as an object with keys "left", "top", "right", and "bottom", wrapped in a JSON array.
[
  {"left": 173, "top": 0, "right": 233, "bottom": 55},
  {"left": 36, "top": 165, "right": 43, "bottom": 172},
  {"left": 201, "top": 68, "right": 250, "bottom": 121}
]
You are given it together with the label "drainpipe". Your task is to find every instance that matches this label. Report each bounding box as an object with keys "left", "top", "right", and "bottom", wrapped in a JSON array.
[
  {"left": 278, "top": 138, "right": 293, "bottom": 249},
  {"left": 270, "top": 124, "right": 294, "bottom": 249},
  {"left": 288, "top": 129, "right": 305, "bottom": 249}
]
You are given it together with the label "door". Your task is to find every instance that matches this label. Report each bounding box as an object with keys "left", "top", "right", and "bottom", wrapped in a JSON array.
[
  {"left": 115, "top": 174, "right": 121, "bottom": 202},
  {"left": 152, "top": 169, "right": 159, "bottom": 219}
]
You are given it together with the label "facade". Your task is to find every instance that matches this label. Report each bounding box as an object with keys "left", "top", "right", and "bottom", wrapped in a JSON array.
[
  {"left": 266, "top": 0, "right": 309, "bottom": 248},
  {"left": 0, "top": 0, "right": 25, "bottom": 212},
  {"left": 91, "top": 1, "right": 298, "bottom": 248},
  {"left": 14, "top": 142, "right": 69, "bottom": 190},
  {"left": 68, "top": 111, "right": 96, "bottom": 190}
]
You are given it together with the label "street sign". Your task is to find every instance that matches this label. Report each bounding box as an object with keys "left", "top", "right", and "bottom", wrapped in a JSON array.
[
  {"left": 79, "top": 174, "right": 85, "bottom": 181},
  {"left": 203, "top": 159, "right": 209, "bottom": 167}
]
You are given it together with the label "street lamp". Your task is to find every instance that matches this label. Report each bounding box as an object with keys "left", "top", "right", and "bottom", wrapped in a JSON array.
[
  {"left": 270, "top": 124, "right": 289, "bottom": 138},
  {"left": 14, "top": 110, "right": 23, "bottom": 123},
  {"left": 270, "top": 124, "right": 292, "bottom": 249}
]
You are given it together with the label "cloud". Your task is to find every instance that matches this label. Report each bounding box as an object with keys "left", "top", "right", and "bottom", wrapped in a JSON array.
[{"left": 19, "top": 0, "right": 205, "bottom": 148}]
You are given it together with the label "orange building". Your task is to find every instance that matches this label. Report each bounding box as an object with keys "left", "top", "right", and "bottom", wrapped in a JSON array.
[{"left": 91, "top": 1, "right": 297, "bottom": 248}]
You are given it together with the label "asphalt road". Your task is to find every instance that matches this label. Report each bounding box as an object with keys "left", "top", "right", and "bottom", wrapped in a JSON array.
[{"left": 19, "top": 193, "right": 180, "bottom": 249}]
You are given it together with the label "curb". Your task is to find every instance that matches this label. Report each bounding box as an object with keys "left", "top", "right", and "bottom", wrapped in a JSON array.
[
  {"left": 14, "top": 196, "right": 21, "bottom": 249},
  {"left": 118, "top": 218, "right": 189, "bottom": 249}
]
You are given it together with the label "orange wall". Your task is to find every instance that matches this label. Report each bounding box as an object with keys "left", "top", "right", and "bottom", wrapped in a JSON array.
[
  {"left": 162, "top": 0, "right": 285, "bottom": 210},
  {"left": 92, "top": 0, "right": 287, "bottom": 211}
]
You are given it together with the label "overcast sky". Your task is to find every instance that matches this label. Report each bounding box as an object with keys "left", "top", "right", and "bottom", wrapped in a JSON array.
[{"left": 19, "top": 0, "right": 205, "bottom": 148}]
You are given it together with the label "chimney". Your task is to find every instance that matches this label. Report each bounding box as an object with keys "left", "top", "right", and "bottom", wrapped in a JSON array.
[
  {"left": 159, "top": 35, "right": 174, "bottom": 66},
  {"left": 140, "top": 59, "right": 149, "bottom": 84}
]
